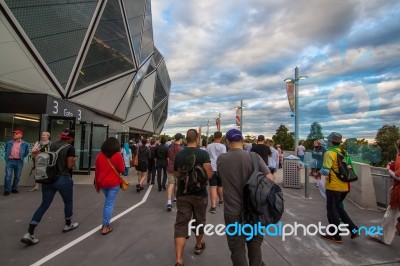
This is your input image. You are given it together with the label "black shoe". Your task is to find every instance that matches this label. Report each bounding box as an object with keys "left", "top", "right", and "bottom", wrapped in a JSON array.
[
  {"left": 136, "top": 188, "right": 141, "bottom": 193},
  {"left": 158, "top": 188, "right": 162, "bottom": 191},
  {"left": 320, "top": 234, "right": 342, "bottom": 244},
  {"left": 140, "top": 186, "right": 144, "bottom": 190},
  {"left": 11, "top": 189, "right": 19, "bottom": 193},
  {"left": 3, "top": 191, "right": 10, "bottom": 196},
  {"left": 162, "top": 187, "right": 166, "bottom": 191},
  {"left": 167, "top": 204, "right": 172, "bottom": 211},
  {"left": 136, "top": 184, "right": 140, "bottom": 188}
]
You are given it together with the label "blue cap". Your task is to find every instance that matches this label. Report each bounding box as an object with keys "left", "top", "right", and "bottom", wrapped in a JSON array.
[{"left": 226, "top": 129, "right": 243, "bottom": 142}]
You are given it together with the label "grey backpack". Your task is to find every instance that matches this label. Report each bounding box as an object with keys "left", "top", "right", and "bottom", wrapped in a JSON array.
[
  {"left": 243, "top": 152, "right": 284, "bottom": 225},
  {"left": 34, "top": 144, "right": 70, "bottom": 184}
]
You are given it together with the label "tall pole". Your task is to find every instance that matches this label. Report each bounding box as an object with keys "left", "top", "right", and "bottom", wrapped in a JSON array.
[
  {"left": 294, "top": 66, "right": 299, "bottom": 152},
  {"left": 240, "top": 99, "right": 243, "bottom": 133}
]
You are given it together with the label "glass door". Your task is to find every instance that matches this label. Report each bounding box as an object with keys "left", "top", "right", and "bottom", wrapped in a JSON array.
[
  {"left": 75, "top": 121, "right": 93, "bottom": 174},
  {"left": 91, "top": 124, "right": 108, "bottom": 169}
]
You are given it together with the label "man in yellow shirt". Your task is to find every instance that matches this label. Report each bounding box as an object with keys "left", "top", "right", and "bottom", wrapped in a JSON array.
[{"left": 318, "top": 132, "right": 358, "bottom": 244}]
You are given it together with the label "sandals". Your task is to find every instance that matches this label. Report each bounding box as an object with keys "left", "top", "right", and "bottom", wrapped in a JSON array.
[
  {"left": 101, "top": 226, "right": 113, "bottom": 235},
  {"left": 194, "top": 241, "right": 206, "bottom": 255}
]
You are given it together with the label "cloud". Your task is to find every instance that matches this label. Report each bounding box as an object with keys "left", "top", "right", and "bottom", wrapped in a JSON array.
[{"left": 152, "top": 0, "right": 400, "bottom": 140}]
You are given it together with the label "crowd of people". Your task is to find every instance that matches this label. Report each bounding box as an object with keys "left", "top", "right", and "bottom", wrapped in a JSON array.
[{"left": 2, "top": 127, "right": 399, "bottom": 265}]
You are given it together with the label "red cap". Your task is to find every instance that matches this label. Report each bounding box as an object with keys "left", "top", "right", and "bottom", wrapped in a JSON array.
[{"left": 13, "top": 130, "right": 23, "bottom": 135}]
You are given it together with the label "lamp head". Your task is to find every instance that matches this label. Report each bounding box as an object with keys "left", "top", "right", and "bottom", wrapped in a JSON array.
[{"left": 284, "top": 78, "right": 294, "bottom": 83}]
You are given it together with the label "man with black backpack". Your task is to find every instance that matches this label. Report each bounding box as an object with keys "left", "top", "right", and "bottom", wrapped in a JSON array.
[
  {"left": 21, "top": 129, "right": 78, "bottom": 245},
  {"left": 173, "top": 129, "right": 213, "bottom": 266},
  {"left": 217, "top": 129, "right": 275, "bottom": 266},
  {"left": 317, "top": 132, "right": 359, "bottom": 244}
]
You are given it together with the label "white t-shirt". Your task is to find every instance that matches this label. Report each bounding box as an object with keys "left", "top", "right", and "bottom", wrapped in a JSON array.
[
  {"left": 206, "top": 142, "right": 227, "bottom": 171},
  {"left": 268, "top": 147, "right": 279, "bottom": 169},
  {"left": 297, "top": 145, "right": 305, "bottom": 156}
]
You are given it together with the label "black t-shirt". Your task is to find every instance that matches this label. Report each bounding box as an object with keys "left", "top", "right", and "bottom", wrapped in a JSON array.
[
  {"left": 156, "top": 144, "right": 168, "bottom": 163},
  {"left": 174, "top": 147, "right": 210, "bottom": 198},
  {"left": 50, "top": 140, "right": 76, "bottom": 177},
  {"left": 250, "top": 144, "right": 272, "bottom": 166}
]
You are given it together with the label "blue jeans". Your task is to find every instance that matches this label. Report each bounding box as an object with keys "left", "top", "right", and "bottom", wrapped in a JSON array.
[
  {"left": 101, "top": 185, "right": 120, "bottom": 226},
  {"left": 4, "top": 159, "right": 24, "bottom": 192},
  {"left": 123, "top": 167, "right": 129, "bottom": 176},
  {"left": 298, "top": 155, "right": 304, "bottom": 162},
  {"left": 30, "top": 175, "right": 74, "bottom": 225}
]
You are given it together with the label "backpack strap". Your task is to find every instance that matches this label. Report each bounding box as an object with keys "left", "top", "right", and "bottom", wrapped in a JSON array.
[
  {"left": 55, "top": 144, "right": 70, "bottom": 154},
  {"left": 249, "top": 152, "right": 259, "bottom": 177}
]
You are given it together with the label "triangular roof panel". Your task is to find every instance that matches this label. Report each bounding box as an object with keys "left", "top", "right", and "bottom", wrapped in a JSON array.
[{"left": 139, "top": 71, "right": 156, "bottom": 108}]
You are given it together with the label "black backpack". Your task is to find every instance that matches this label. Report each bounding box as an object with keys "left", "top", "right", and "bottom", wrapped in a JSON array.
[
  {"left": 243, "top": 152, "right": 284, "bottom": 225},
  {"left": 329, "top": 148, "right": 358, "bottom": 182},
  {"left": 34, "top": 144, "right": 70, "bottom": 184},
  {"left": 177, "top": 151, "right": 208, "bottom": 195}
]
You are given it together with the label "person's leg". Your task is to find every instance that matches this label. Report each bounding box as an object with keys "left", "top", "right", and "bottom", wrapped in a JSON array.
[
  {"left": 56, "top": 176, "right": 75, "bottom": 225},
  {"left": 30, "top": 184, "right": 57, "bottom": 227},
  {"left": 151, "top": 164, "right": 156, "bottom": 184},
  {"left": 373, "top": 206, "right": 400, "bottom": 244},
  {"left": 101, "top": 185, "right": 120, "bottom": 230},
  {"left": 217, "top": 186, "right": 223, "bottom": 203},
  {"left": 224, "top": 213, "right": 248, "bottom": 266},
  {"left": 337, "top": 192, "right": 358, "bottom": 232},
  {"left": 325, "top": 190, "right": 342, "bottom": 241},
  {"left": 161, "top": 166, "right": 167, "bottom": 190},
  {"left": 156, "top": 165, "right": 162, "bottom": 190},
  {"left": 174, "top": 237, "right": 186, "bottom": 265},
  {"left": 247, "top": 235, "right": 266, "bottom": 266},
  {"left": 11, "top": 160, "right": 23, "bottom": 191},
  {"left": 139, "top": 171, "right": 147, "bottom": 187},
  {"left": 167, "top": 172, "right": 176, "bottom": 206},
  {"left": 210, "top": 186, "right": 217, "bottom": 208},
  {"left": 4, "top": 160, "right": 13, "bottom": 193}
]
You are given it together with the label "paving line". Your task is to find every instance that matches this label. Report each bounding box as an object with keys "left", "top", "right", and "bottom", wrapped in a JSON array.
[{"left": 31, "top": 185, "right": 153, "bottom": 266}]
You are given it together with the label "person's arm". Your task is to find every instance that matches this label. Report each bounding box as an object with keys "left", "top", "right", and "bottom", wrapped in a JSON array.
[
  {"left": 66, "top": 146, "right": 77, "bottom": 169},
  {"left": 203, "top": 162, "right": 213, "bottom": 179}
]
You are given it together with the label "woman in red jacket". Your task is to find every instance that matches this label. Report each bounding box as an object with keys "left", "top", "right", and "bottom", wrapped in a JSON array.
[{"left": 95, "top": 137, "right": 125, "bottom": 235}]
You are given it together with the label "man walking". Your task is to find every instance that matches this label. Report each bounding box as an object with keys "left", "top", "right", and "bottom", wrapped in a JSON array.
[
  {"left": 156, "top": 136, "right": 168, "bottom": 191},
  {"left": 206, "top": 131, "right": 226, "bottom": 214},
  {"left": 267, "top": 139, "right": 279, "bottom": 174},
  {"left": 217, "top": 129, "right": 274, "bottom": 266},
  {"left": 166, "top": 133, "right": 183, "bottom": 211},
  {"left": 21, "top": 129, "right": 79, "bottom": 245},
  {"left": 317, "top": 132, "right": 358, "bottom": 244},
  {"left": 173, "top": 129, "right": 213, "bottom": 266},
  {"left": 250, "top": 135, "right": 271, "bottom": 166},
  {"left": 3, "top": 129, "right": 29, "bottom": 196}
]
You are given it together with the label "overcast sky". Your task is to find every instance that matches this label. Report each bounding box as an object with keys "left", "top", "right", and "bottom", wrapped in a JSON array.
[{"left": 152, "top": 0, "right": 400, "bottom": 141}]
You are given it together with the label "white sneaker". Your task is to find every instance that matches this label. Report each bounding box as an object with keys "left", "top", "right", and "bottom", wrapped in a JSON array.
[
  {"left": 63, "top": 222, "right": 79, "bottom": 233},
  {"left": 21, "top": 232, "right": 39, "bottom": 245}
]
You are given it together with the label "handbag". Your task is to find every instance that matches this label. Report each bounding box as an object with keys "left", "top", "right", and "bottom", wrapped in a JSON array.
[
  {"left": 106, "top": 158, "right": 130, "bottom": 191},
  {"left": 131, "top": 150, "right": 138, "bottom": 167}
]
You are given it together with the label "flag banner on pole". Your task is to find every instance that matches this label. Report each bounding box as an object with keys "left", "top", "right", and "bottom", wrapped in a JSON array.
[
  {"left": 286, "top": 82, "right": 295, "bottom": 112},
  {"left": 216, "top": 118, "right": 221, "bottom": 131},
  {"left": 236, "top": 109, "right": 241, "bottom": 127}
]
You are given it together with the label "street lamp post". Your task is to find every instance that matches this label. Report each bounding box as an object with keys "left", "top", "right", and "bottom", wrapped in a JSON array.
[
  {"left": 284, "top": 67, "right": 307, "bottom": 152},
  {"left": 206, "top": 120, "right": 209, "bottom": 144}
]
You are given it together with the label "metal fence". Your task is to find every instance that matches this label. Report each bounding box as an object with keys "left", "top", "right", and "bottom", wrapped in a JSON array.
[{"left": 370, "top": 167, "right": 392, "bottom": 208}]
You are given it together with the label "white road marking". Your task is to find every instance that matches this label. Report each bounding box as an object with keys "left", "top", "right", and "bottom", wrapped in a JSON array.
[{"left": 31, "top": 185, "right": 153, "bottom": 266}]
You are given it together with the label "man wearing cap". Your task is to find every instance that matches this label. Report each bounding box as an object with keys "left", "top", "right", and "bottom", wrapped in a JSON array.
[
  {"left": 21, "top": 129, "right": 79, "bottom": 245},
  {"left": 3, "top": 130, "right": 30, "bottom": 196},
  {"left": 166, "top": 133, "right": 183, "bottom": 211},
  {"left": 250, "top": 134, "right": 272, "bottom": 166},
  {"left": 217, "top": 129, "right": 274, "bottom": 266},
  {"left": 317, "top": 132, "right": 358, "bottom": 244}
]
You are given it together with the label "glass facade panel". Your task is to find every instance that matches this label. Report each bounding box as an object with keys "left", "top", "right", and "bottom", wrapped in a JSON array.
[
  {"left": 122, "top": 0, "right": 145, "bottom": 19},
  {"left": 4, "top": 0, "right": 98, "bottom": 88},
  {"left": 153, "top": 75, "right": 167, "bottom": 108},
  {"left": 140, "top": 29, "right": 154, "bottom": 64},
  {"left": 75, "top": 0, "right": 135, "bottom": 91},
  {"left": 152, "top": 100, "right": 166, "bottom": 127},
  {"left": 158, "top": 60, "right": 171, "bottom": 92},
  {"left": 145, "top": 0, "right": 152, "bottom": 15}
]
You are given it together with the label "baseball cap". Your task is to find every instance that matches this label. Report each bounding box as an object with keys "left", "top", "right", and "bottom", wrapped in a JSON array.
[
  {"left": 174, "top": 133, "right": 183, "bottom": 141},
  {"left": 13, "top": 130, "right": 23, "bottom": 135},
  {"left": 129, "top": 140, "right": 133, "bottom": 143},
  {"left": 257, "top": 135, "right": 265, "bottom": 141},
  {"left": 58, "top": 128, "right": 75, "bottom": 139},
  {"left": 226, "top": 129, "right": 243, "bottom": 142},
  {"left": 327, "top": 132, "right": 342, "bottom": 143},
  {"left": 317, "top": 139, "right": 325, "bottom": 145}
]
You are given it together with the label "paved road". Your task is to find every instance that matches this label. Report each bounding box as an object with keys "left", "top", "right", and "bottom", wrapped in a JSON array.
[{"left": 1, "top": 173, "right": 399, "bottom": 266}]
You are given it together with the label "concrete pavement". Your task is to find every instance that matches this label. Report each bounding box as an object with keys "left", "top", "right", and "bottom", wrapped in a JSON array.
[{"left": 0, "top": 169, "right": 399, "bottom": 266}]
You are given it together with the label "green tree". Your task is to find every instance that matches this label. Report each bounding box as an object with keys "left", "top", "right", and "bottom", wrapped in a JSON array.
[
  {"left": 305, "top": 122, "right": 324, "bottom": 150},
  {"left": 272, "top": 125, "right": 294, "bottom": 150},
  {"left": 343, "top": 138, "right": 369, "bottom": 155},
  {"left": 375, "top": 124, "right": 400, "bottom": 166}
]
